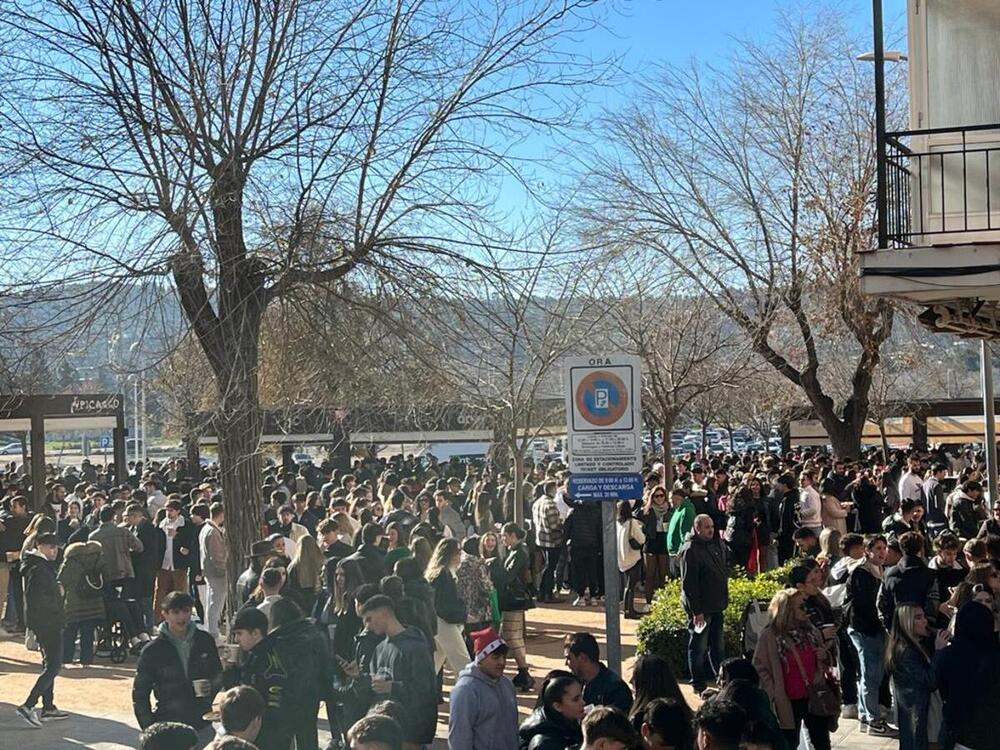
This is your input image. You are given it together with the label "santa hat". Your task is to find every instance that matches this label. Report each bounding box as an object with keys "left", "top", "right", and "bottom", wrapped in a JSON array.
[{"left": 471, "top": 627, "right": 506, "bottom": 662}]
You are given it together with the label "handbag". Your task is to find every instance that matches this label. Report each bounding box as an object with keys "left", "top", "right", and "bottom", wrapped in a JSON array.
[
  {"left": 628, "top": 519, "right": 643, "bottom": 550},
  {"left": 788, "top": 640, "right": 841, "bottom": 718}
]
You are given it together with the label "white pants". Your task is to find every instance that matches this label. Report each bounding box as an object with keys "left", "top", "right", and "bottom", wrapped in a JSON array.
[
  {"left": 433, "top": 618, "right": 471, "bottom": 676},
  {"left": 204, "top": 576, "right": 227, "bottom": 639}
]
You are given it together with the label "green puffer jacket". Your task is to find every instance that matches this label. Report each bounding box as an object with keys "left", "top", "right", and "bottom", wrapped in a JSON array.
[{"left": 58, "top": 541, "right": 106, "bottom": 623}]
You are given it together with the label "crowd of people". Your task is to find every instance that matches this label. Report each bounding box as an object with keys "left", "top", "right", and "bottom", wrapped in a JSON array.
[{"left": 1, "top": 444, "right": 1000, "bottom": 750}]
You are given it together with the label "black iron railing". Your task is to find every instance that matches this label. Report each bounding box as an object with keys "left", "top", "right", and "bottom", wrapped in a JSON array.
[{"left": 883, "top": 123, "right": 1000, "bottom": 247}]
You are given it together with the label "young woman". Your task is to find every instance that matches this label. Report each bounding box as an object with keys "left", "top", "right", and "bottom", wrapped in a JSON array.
[
  {"left": 845, "top": 534, "right": 893, "bottom": 736},
  {"left": 639, "top": 487, "right": 670, "bottom": 599},
  {"left": 285, "top": 534, "right": 325, "bottom": 617},
  {"left": 627, "top": 653, "right": 692, "bottom": 732},
  {"left": 887, "top": 604, "right": 950, "bottom": 750},
  {"left": 819, "top": 477, "right": 850, "bottom": 536},
  {"left": 318, "top": 558, "right": 366, "bottom": 662},
  {"left": 454, "top": 536, "right": 495, "bottom": 633},
  {"left": 616, "top": 500, "right": 646, "bottom": 619},
  {"left": 409, "top": 535, "right": 433, "bottom": 574},
  {"left": 815, "top": 528, "right": 842, "bottom": 577},
  {"left": 499, "top": 523, "right": 534, "bottom": 692},
  {"left": 752, "top": 589, "right": 833, "bottom": 750},
  {"left": 383, "top": 522, "right": 410, "bottom": 572},
  {"left": 57, "top": 540, "right": 105, "bottom": 665},
  {"left": 425, "top": 538, "right": 471, "bottom": 678},
  {"left": 518, "top": 672, "right": 584, "bottom": 750}
]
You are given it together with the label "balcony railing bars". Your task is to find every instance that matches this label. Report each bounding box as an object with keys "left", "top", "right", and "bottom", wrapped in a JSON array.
[{"left": 884, "top": 122, "right": 1000, "bottom": 247}]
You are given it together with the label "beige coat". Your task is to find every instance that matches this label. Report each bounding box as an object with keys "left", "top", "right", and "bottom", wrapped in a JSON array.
[
  {"left": 820, "top": 494, "right": 849, "bottom": 536},
  {"left": 752, "top": 625, "right": 833, "bottom": 730},
  {"left": 199, "top": 521, "right": 226, "bottom": 579}
]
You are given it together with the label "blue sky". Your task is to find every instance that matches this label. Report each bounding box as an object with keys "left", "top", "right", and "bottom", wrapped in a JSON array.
[{"left": 500, "top": 0, "right": 908, "bottom": 218}]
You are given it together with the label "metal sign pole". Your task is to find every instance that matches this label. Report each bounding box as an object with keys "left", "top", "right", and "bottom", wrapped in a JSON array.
[
  {"left": 981, "top": 340, "right": 997, "bottom": 508},
  {"left": 601, "top": 500, "right": 622, "bottom": 674}
]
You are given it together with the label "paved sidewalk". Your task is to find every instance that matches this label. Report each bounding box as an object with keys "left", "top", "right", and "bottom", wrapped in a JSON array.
[{"left": 0, "top": 601, "right": 895, "bottom": 750}]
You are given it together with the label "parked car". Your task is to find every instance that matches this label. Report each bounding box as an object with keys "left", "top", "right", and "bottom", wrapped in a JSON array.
[{"left": 0, "top": 442, "right": 22, "bottom": 455}]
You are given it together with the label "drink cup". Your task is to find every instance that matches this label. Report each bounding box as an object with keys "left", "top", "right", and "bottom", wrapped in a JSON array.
[{"left": 192, "top": 679, "right": 212, "bottom": 697}]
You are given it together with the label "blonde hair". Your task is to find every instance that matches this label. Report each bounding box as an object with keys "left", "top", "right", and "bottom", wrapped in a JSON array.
[
  {"left": 766, "top": 589, "right": 806, "bottom": 638},
  {"left": 288, "top": 535, "right": 324, "bottom": 591},
  {"left": 817, "top": 528, "right": 841, "bottom": 562},
  {"left": 887, "top": 604, "right": 930, "bottom": 670}
]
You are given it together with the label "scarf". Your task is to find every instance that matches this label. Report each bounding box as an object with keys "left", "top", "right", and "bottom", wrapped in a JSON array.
[{"left": 651, "top": 503, "right": 669, "bottom": 533}]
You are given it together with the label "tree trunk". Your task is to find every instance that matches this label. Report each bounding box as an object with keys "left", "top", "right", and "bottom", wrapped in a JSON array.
[
  {"left": 878, "top": 419, "right": 890, "bottom": 464},
  {"left": 216, "top": 394, "right": 263, "bottom": 614},
  {"left": 823, "top": 418, "right": 865, "bottom": 461}
]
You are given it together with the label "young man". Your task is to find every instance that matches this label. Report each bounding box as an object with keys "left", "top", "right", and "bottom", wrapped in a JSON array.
[
  {"left": 348, "top": 715, "right": 402, "bottom": 750},
  {"left": 206, "top": 686, "right": 265, "bottom": 749},
  {"left": 564, "top": 632, "right": 633, "bottom": 714},
  {"left": 580, "top": 706, "right": 638, "bottom": 750},
  {"left": 90, "top": 504, "right": 144, "bottom": 586},
  {"left": 154, "top": 499, "right": 193, "bottom": 617},
  {"left": 679, "top": 514, "right": 728, "bottom": 697},
  {"left": 256, "top": 566, "right": 285, "bottom": 625},
  {"left": 17, "top": 532, "right": 68, "bottom": 727},
  {"left": 0, "top": 494, "right": 31, "bottom": 635},
  {"left": 359, "top": 595, "right": 437, "bottom": 750},
  {"left": 791, "top": 527, "right": 819, "bottom": 558},
  {"left": 132, "top": 591, "right": 222, "bottom": 730},
  {"left": 448, "top": 627, "right": 519, "bottom": 750},
  {"left": 227, "top": 607, "right": 294, "bottom": 750},
  {"left": 693, "top": 699, "right": 747, "bottom": 750},
  {"left": 199, "top": 502, "right": 227, "bottom": 639},
  {"left": 883, "top": 497, "right": 924, "bottom": 540},
  {"left": 797, "top": 471, "right": 822, "bottom": 534}
]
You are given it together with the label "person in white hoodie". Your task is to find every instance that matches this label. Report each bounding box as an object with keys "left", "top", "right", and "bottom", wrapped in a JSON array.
[
  {"left": 447, "top": 627, "right": 519, "bottom": 750},
  {"left": 797, "top": 470, "right": 823, "bottom": 534},
  {"left": 616, "top": 501, "right": 646, "bottom": 619}
]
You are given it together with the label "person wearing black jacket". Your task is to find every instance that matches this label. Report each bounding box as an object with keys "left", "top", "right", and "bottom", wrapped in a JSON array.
[
  {"left": 132, "top": 591, "right": 222, "bottom": 730},
  {"left": 153, "top": 500, "right": 195, "bottom": 619},
  {"left": 678, "top": 515, "right": 729, "bottom": 696},
  {"left": 0, "top": 495, "right": 31, "bottom": 634},
  {"left": 564, "top": 632, "right": 633, "bottom": 714},
  {"left": 770, "top": 475, "right": 798, "bottom": 564},
  {"left": 849, "top": 471, "right": 884, "bottom": 534},
  {"left": 16, "top": 533, "right": 67, "bottom": 727},
  {"left": 564, "top": 500, "right": 603, "bottom": 605},
  {"left": 128, "top": 503, "right": 165, "bottom": 632},
  {"left": 426, "top": 538, "right": 470, "bottom": 678},
  {"left": 359, "top": 595, "right": 438, "bottom": 748},
  {"left": 876, "top": 531, "right": 939, "bottom": 628},
  {"left": 341, "top": 523, "right": 386, "bottom": 585},
  {"left": 845, "top": 535, "right": 893, "bottom": 737}
]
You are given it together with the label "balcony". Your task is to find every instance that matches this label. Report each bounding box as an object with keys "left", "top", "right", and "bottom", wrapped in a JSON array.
[{"left": 860, "top": 123, "right": 1000, "bottom": 310}]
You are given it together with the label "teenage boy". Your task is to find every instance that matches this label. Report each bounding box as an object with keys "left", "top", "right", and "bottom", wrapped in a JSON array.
[
  {"left": 133, "top": 591, "right": 222, "bottom": 730},
  {"left": 17, "top": 532, "right": 68, "bottom": 727}
]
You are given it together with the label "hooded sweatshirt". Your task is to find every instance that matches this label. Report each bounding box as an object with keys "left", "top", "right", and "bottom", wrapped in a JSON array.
[
  {"left": 370, "top": 625, "right": 438, "bottom": 745},
  {"left": 448, "top": 662, "right": 519, "bottom": 750},
  {"left": 159, "top": 620, "right": 196, "bottom": 677}
]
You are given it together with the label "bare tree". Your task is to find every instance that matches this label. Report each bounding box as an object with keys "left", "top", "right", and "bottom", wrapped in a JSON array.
[
  {"left": 580, "top": 11, "right": 905, "bottom": 460},
  {"left": 390, "top": 217, "right": 598, "bottom": 524},
  {"left": 597, "top": 252, "right": 751, "bottom": 486},
  {"left": 0, "top": 0, "right": 607, "bottom": 591}
]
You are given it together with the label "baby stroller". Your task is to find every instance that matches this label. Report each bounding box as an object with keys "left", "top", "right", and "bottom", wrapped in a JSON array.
[{"left": 96, "top": 582, "right": 145, "bottom": 663}]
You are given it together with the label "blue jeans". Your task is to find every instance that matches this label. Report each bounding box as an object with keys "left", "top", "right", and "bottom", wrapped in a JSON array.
[
  {"left": 62, "top": 618, "right": 100, "bottom": 664},
  {"left": 688, "top": 612, "right": 725, "bottom": 692},
  {"left": 848, "top": 627, "right": 885, "bottom": 723}
]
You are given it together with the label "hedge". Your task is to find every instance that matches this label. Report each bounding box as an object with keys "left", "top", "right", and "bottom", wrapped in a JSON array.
[{"left": 635, "top": 563, "right": 794, "bottom": 678}]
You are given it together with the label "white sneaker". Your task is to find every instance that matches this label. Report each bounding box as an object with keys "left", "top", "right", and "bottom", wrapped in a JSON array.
[
  {"left": 16, "top": 705, "right": 42, "bottom": 729},
  {"left": 572, "top": 597, "right": 586, "bottom": 607}
]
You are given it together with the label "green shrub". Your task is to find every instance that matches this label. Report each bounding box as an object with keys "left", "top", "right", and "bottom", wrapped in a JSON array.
[{"left": 636, "top": 563, "right": 794, "bottom": 679}]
